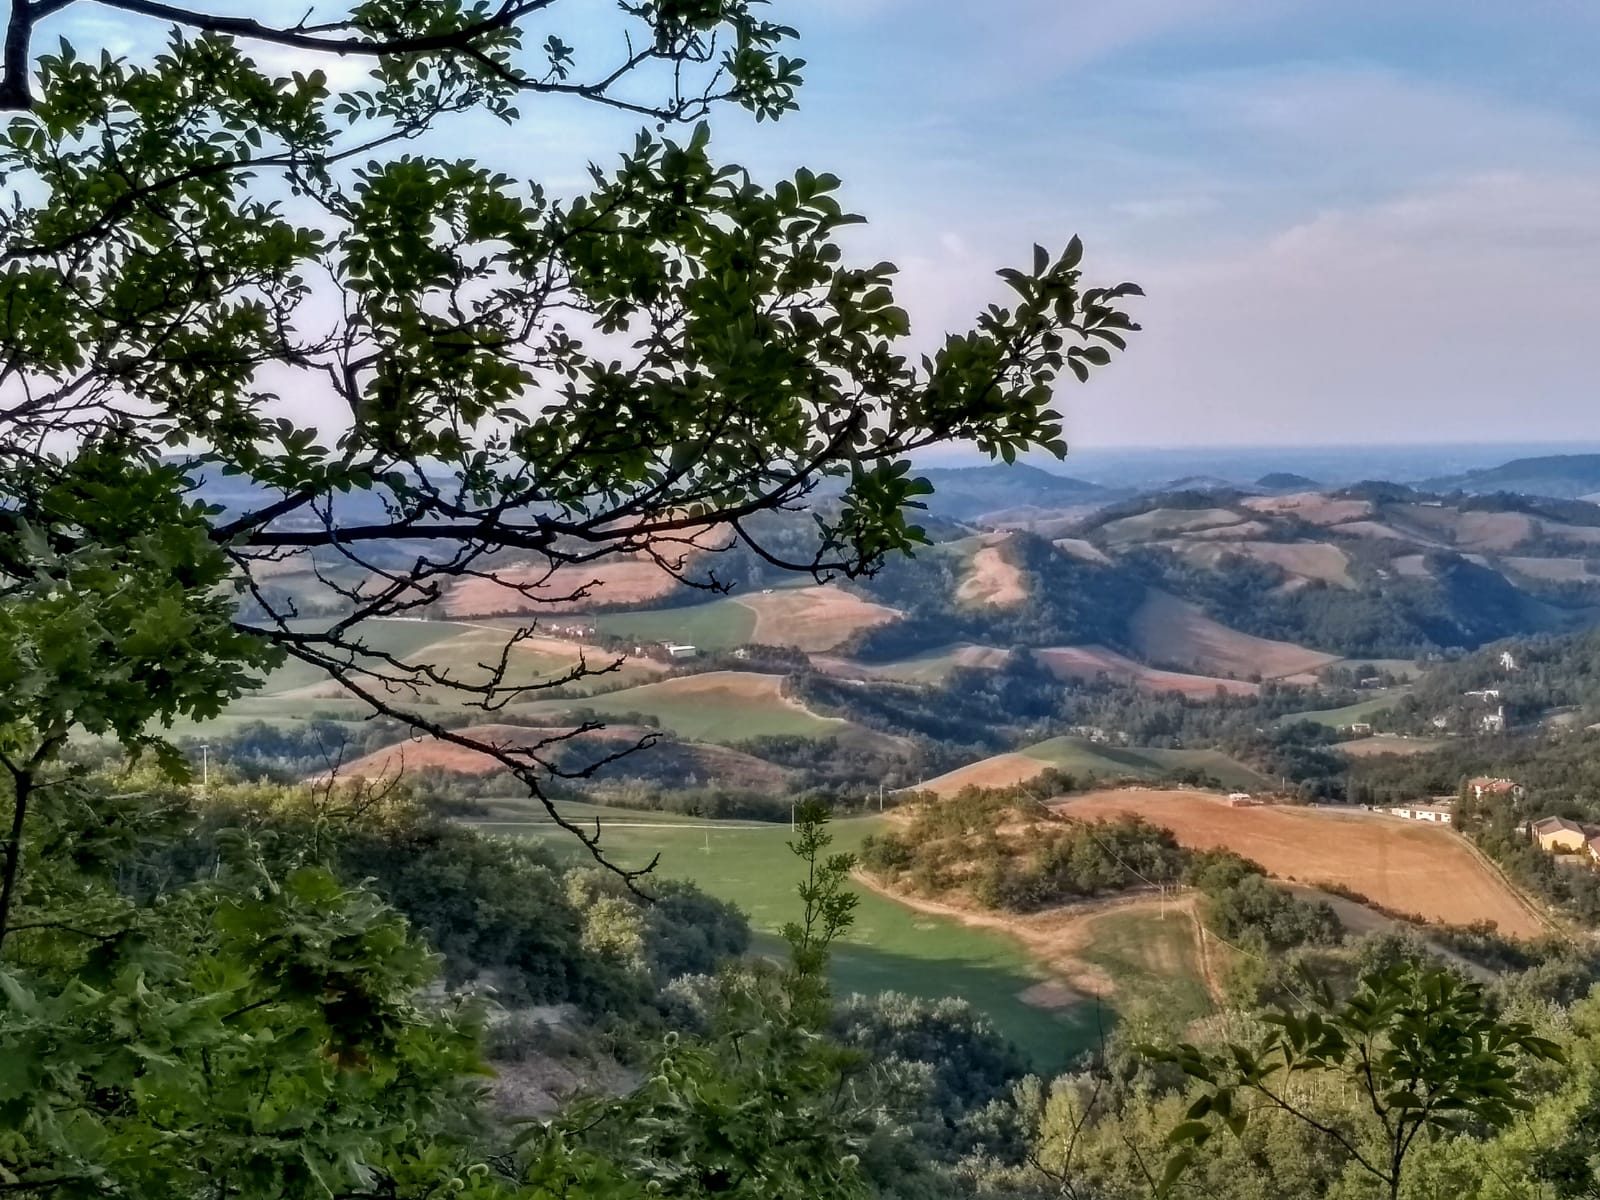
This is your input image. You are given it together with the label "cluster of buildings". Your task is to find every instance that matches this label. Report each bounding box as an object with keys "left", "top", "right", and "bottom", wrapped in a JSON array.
[
  {"left": 1530, "top": 816, "right": 1600, "bottom": 865},
  {"left": 1386, "top": 799, "right": 1456, "bottom": 824},
  {"left": 628, "top": 642, "right": 700, "bottom": 661},
  {"left": 1380, "top": 780, "right": 1521, "bottom": 828}
]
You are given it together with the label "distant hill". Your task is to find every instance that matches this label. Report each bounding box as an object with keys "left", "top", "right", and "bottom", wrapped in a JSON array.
[
  {"left": 854, "top": 486, "right": 1600, "bottom": 665},
  {"left": 1423, "top": 454, "right": 1600, "bottom": 500},
  {"left": 1161, "top": 474, "right": 1251, "bottom": 495},
  {"left": 916, "top": 463, "right": 1113, "bottom": 522},
  {"left": 1256, "top": 472, "right": 1322, "bottom": 492}
]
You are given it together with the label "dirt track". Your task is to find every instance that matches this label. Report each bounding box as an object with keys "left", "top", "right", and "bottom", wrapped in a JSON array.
[{"left": 956, "top": 542, "right": 1028, "bottom": 608}]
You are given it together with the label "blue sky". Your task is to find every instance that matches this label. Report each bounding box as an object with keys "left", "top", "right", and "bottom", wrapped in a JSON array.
[
  {"left": 55, "top": 1, "right": 1600, "bottom": 449},
  {"left": 736, "top": 2, "right": 1600, "bottom": 449}
]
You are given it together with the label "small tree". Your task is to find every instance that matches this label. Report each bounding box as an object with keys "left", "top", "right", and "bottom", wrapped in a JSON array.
[{"left": 1156, "top": 962, "right": 1564, "bottom": 1200}]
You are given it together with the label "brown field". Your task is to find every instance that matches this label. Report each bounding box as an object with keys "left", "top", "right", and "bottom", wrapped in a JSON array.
[
  {"left": 733, "top": 584, "right": 900, "bottom": 652},
  {"left": 446, "top": 557, "right": 686, "bottom": 617},
  {"left": 333, "top": 722, "right": 791, "bottom": 792},
  {"left": 956, "top": 542, "right": 1029, "bottom": 608},
  {"left": 1171, "top": 540, "right": 1353, "bottom": 588},
  {"left": 425, "top": 628, "right": 665, "bottom": 688},
  {"left": 1243, "top": 493, "right": 1374, "bottom": 525},
  {"left": 1332, "top": 519, "right": 1430, "bottom": 544},
  {"left": 914, "top": 753, "right": 1050, "bottom": 796},
  {"left": 444, "top": 523, "right": 731, "bottom": 617},
  {"left": 1054, "top": 789, "right": 1545, "bottom": 937},
  {"left": 333, "top": 722, "right": 654, "bottom": 777},
  {"left": 1337, "top": 735, "right": 1447, "bottom": 758},
  {"left": 1392, "top": 554, "right": 1432, "bottom": 578},
  {"left": 1183, "top": 519, "right": 1272, "bottom": 540},
  {"left": 1504, "top": 556, "right": 1598, "bottom": 582},
  {"left": 1099, "top": 507, "right": 1243, "bottom": 542},
  {"left": 1390, "top": 506, "right": 1536, "bottom": 552},
  {"left": 1051, "top": 537, "right": 1112, "bottom": 564},
  {"left": 1036, "top": 645, "right": 1259, "bottom": 698},
  {"left": 1457, "top": 511, "right": 1541, "bottom": 551},
  {"left": 1537, "top": 519, "right": 1600, "bottom": 546},
  {"left": 1129, "top": 590, "right": 1340, "bottom": 680}
]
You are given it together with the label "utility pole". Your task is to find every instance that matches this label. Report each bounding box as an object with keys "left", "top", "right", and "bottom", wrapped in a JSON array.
[
  {"left": 199, "top": 744, "right": 210, "bottom": 791},
  {"left": 790, "top": 800, "right": 796, "bottom": 831},
  {"left": 878, "top": 782, "right": 885, "bottom": 812}
]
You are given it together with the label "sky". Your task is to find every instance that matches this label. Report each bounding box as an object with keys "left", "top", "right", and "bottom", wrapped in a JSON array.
[
  {"left": 51, "top": 1, "right": 1600, "bottom": 450},
  {"left": 734, "top": 2, "right": 1600, "bottom": 450}
]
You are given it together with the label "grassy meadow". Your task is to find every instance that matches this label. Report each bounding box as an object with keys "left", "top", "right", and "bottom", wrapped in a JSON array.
[
  {"left": 471, "top": 806, "right": 1102, "bottom": 1069},
  {"left": 1278, "top": 689, "right": 1410, "bottom": 728}
]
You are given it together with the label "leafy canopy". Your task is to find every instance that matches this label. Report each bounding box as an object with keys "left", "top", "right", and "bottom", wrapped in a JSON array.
[{"left": 0, "top": 0, "right": 1138, "bottom": 863}]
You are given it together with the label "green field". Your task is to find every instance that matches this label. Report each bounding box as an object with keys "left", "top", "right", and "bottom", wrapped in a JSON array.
[
  {"left": 1278, "top": 689, "right": 1409, "bottom": 728},
  {"left": 1021, "top": 736, "right": 1269, "bottom": 791},
  {"left": 475, "top": 808, "right": 1100, "bottom": 1069},
  {"left": 1073, "top": 907, "right": 1214, "bottom": 1027},
  {"left": 522, "top": 673, "right": 846, "bottom": 744},
  {"left": 591, "top": 600, "right": 758, "bottom": 651}
]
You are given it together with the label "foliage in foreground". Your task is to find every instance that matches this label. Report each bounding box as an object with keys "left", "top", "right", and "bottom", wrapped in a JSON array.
[{"left": 0, "top": 779, "right": 884, "bottom": 1199}]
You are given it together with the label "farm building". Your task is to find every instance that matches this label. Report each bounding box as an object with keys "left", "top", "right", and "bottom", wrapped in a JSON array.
[
  {"left": 1464, "top": 688, "right": 1502, "bottom": 701},
  {"left": 1226, "top": 792, "right": 1264, "bottom": 807},
  {"left": 1591, "top": 836, "right": 1600, "bottom": 866},
  {"left": 1340, "top": 721, "right": 1373, "bottom": 736},
  {"left": 1469, "top": 777, "right": 1523, "bottom": 801},
  {"left": 1531, "top": 816, "right": 1595, "bottom": 854},
  {"left": 664, "top": 643, "right": 699, "bottom": 659},
  {"left": 1387, "top": 801, "right": 1455, "bottom": 825},
  {"left": 1480, "top": 706, "right": 1506, "bottom": 734}
]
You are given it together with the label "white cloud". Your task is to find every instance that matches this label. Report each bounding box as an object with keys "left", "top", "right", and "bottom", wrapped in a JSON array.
[{"left": 1079, "top": 170, "right": 1600, "bottom": 445}]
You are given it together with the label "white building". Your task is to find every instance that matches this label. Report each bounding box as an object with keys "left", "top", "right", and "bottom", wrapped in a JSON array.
[
  {"left": 1500, "top": 650, "right": 1520, "bottom": 671},
  {"left": 664, "top": 643, "right": 699, "bottom": 659},
  {"left": 1388, "top": 800, "right": 1456, "bottom": 825}
]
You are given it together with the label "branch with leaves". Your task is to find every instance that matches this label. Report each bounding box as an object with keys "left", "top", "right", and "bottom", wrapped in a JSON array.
[{"left": 1153, "top": 962, "right": 1566, "bottom": 1200}]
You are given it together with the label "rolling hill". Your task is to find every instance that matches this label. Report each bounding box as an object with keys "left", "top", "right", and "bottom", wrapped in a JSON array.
[
  {"left": 914, "top": 736, "right": 1268, "bottom": 796},
  {"left": 916, "top": 463, "right": 1113, "bottom": 522}
]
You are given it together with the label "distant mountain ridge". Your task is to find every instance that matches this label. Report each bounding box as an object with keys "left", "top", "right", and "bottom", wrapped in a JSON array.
[
  {"left": 1422, "top": 454, "right": 1600, "bottom": 500},
  {"left": 916, "top": 463, "right": 1114, "bottom": 522}
]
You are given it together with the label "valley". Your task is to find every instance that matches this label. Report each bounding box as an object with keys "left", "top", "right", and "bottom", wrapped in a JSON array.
[{"left": 184, "top": 454, "right": 1600, "bottom": 1071}]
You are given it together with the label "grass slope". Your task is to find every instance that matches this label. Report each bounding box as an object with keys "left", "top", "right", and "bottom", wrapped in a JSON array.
[
  {"left": 1278, "top": 690, "right": 1409, "bottom": 728},
  {"left": 1073, "top": 906, "right": 1214, "bottom": 1025}
]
